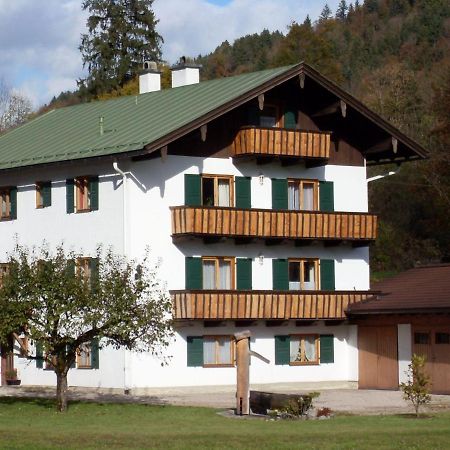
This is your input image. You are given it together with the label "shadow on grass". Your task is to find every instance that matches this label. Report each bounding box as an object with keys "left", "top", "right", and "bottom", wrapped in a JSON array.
[
  {"left": 393, "top": 413, "right": 434, "bottom": 419},
  {"left": 0, "top": 393, "right": 167, "bottom": 410}
]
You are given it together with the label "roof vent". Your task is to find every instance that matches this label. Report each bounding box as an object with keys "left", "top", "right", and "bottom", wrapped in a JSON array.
[{"left": 139, "top": 61, "right": 161, "bottom": 94}]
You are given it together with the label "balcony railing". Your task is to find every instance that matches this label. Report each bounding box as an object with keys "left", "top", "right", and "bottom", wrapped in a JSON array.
[
  {"left": 231, "top": 126, "right": 331, "bottom": 160},
  {"left": 171, "top": 206, "right": 377, "bottom": 241},
  {"left": 172, "top": 290, "right": 372, "bottom": 320}
]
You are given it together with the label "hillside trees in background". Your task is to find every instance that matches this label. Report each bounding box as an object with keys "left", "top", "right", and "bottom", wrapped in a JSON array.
[
  {"left": 41, "top": 0, "right": 450, "bottom": 273},
  {"left": 79, "top": 0, "right": 162, "bottom": 98}
]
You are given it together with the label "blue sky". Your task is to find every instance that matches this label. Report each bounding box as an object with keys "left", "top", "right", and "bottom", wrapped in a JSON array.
[{"left": 0, "top": 0, "right": 341, "bottom": 107}]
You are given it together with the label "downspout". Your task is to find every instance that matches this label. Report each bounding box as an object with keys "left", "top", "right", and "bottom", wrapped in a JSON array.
[
  {"left": 112, "top": 161, "right": 130, "bottom": 393},
  {"left": 112, "top": 162, "right": 127, "bottom": 254}
]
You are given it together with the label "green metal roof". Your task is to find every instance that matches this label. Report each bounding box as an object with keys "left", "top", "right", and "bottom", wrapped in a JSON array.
[{"left": 0, "top": 65, "right": 295, "bottom": 170}]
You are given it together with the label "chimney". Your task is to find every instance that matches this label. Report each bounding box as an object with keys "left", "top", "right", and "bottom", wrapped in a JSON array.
[
  {"left": 139, "top": 61, "right": 161, "bottom": 94},
  {"left": 171, "top": 56, "right": 201, "bottom": 88}
]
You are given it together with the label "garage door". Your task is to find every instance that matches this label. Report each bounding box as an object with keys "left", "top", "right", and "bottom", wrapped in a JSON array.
[
  {"left": 358, "top": 326, "right": 398, "bottom": 390},
  {"left": 413, "top": 327, "right": 450, "bottom": 394}
]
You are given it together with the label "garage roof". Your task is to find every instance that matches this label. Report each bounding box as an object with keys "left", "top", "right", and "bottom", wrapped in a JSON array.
[{"left": 347, "top": 265, "right": 450, "bottom": 315}]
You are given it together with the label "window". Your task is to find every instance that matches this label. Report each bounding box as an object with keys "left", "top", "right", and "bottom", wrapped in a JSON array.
[
  {"left": 0, "top": 187, "right": 16, "bottom": 220},
  {"left": 288, "top": 259, "right": 319, "bottom": 290},
  {"left": 0, "top": 263, "right": 9, "bottom": 288},
  {"left": 289, "top": 335, "right": 319, "bottom": 365},
  {"left": 203, "top": 336, "right": 234, "bottom": 366},
  {"left": 436, "top": 333, "right": 450, "bottom": 344},
  {"left": 202, "top": 257, "right": 234, "bottom": 289},
  {"left": 201, "top": 175, "right": 233, "bottom": 207},
  {"left": 288, "top": 179, "right": 318, "bottom": 211},
  {"left": 77, "top": 342, "right": 92, "bottom": 368},
  {"left": 77, "top": 257, "right": 92, "bottom": 281},
  {"left": 66, "top": 176, "right": 98, "bottom": 213},
  {"left": 414, "top": 332, "right": 430, "bottom": 345},
  {"left": 36, "top": 181, "right": 51, "bottom": 208},
  {"left": 275, "top": 334, "right": 332, "bottom": 366},
  {"left": 76, "top": 177, "right": 91, "bottom": 211},
  {"left": 259, "top": 105, "right": 280, "bottom": 128}
]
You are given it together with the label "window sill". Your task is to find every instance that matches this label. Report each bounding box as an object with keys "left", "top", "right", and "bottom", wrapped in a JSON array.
[
  {"left": 0, "top": 217, "right": 13, "bottom": 221},
  {"left": 203, "top": 364, "right": 235, "bottom": 368},
  {"left": 289, "top": 361, "right": 319, "bottom": 366},
  {"left": 76, "top": 366, "right": 94, "bottom": 370},
  {"left": 75, "top": 209, "right": 92, "bottom": 214}
]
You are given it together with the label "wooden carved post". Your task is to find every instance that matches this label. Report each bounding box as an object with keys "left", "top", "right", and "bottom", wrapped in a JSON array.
[{"left": 234, "top": 330, "right": 251, "bottom": 415}]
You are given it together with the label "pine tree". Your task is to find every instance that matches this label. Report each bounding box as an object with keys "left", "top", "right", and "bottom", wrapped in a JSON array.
[
  {"left": 303, "top": 14, "right": 312, "bottom": 27},
  {"left": 336, "top": 0, "right": 349, "bottom": 20},
  {"left": 79, "top": 0, "right": 163, "bottom": 97},
  {"left": 319, "top": 4, "right": 333, "bottom": 22}
]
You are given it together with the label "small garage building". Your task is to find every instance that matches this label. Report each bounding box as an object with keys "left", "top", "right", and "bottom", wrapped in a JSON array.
[{"left": 348, "top": 264, "right": 450, "bottom": 394}]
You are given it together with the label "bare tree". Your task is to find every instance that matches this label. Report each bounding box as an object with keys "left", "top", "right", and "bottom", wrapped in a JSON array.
[{"left": 0, "top": 78, "right": 32, "bottom": 134}]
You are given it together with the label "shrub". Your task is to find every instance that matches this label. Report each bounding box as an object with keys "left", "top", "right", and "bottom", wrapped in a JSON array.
[{"left": 400, "top": 354, "right": 431, "bottom": 417}]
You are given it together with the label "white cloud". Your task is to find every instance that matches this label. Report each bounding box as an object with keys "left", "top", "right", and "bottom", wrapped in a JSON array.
[
  {"left": 155, "top": 0, "right": 341, "bottom": 63},
  {"left": 0, "top": 0, "right": 340, "bottom": 107}
]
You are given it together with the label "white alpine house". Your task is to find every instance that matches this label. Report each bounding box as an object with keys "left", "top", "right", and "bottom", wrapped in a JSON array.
[{"left": 0, "top": 62, "right": 427, "bottom": 391}]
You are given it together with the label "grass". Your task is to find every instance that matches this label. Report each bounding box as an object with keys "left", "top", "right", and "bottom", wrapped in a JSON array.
[{"left": 0, "top": 398, "right": 449, "bottom": 449}]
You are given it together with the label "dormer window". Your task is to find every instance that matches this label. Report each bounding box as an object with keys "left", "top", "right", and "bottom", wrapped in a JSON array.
[{"left": 259, "top": 105, "right": 280, "bottom": 128}]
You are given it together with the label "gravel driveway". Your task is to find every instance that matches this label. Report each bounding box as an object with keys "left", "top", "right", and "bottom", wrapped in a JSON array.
[{"left": 1, "top": 384, "right": 450, "bottom": 415}]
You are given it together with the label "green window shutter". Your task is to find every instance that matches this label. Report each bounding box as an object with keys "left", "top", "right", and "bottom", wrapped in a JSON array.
[
  {"left": 9, "top": 187, "right": 17, "bottom": 219},
  {"left": 247, "top": 104, "right": 260, "bottom": 126},
  {"left": 91, "top": 339, "right": 99, "bottom": 369},
  {"left": 89, "top": 258, "right": 99, "bottom": 292},
  {"left": 185, "top": 257, "right": 202, "bottom": 290},
  {"left": 66, "top": 179, "right": 74, "bottom": 214},
  {"left": 320, "top": 335, "right": 334, "bottom": 363},
  {"left": 235, "top": 176, "right": 251, "bottom": 209},
  {"left": 89, "top": 176, "right": 99, "bottom": 211},
  {"left": 187, "top": 336, "right": 203, "bottom": 367},
  {"left": 320, "top": 259, "right": 335, "bottom": 291},
  {"left": 42, "top": 182, "right": 52, "bottom": 207},
  {"left": 319, "top": 181, "right": 334, "bottom": 212},
  {"left": 284, "top": 108, "right": 297, "bottom": 129},
  {"left": 236, "top": 258, "right": 252, "bottom": 290},
  {"left": 36, "top": 342, "right": 44, "bottom": 369},
  {"left": 275, "top": 335, "right": 290, "bottom": 365},
  {"left": 271, "top": 178, "right": 288, "bottom": 210},
  {"left": 272, "top": 259, "right": 289, "bottom": 291},
  {"left": 184, "top": 174, "right": 201, "bottom": 206}
]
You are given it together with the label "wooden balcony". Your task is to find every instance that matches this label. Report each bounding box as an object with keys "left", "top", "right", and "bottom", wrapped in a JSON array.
[
  {"left": 172, "top": 290, "right": 372, "bottom": 320},
  {"left": 171, "top": 206, "right": 377, "bottom": 242},
  {"left": 231, "top": 126, "right": 331, "bottom": 160}
]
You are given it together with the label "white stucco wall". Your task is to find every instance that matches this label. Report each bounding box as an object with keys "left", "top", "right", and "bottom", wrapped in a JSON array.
[
  {"left": 398, "top": 324, "right": 412, "bottom": 384},
  {"left": 129, "top": 321, "right": 357, "bottom": 388},
  {"left": 1, "top": 153, "right": 370, "bottom": 388}
]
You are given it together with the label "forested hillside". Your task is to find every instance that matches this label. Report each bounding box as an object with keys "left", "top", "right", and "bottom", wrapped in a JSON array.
[
  {"left": 42, "top": 0, "right": 450, "bottom": 276},
  {"left": 195, "top": 0, "right": 450, "bottom": 275}
]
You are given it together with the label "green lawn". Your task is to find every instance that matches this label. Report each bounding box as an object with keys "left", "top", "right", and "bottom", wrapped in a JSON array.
[{"left": 0, "top": 398, "right": 449, "bottom": 449}]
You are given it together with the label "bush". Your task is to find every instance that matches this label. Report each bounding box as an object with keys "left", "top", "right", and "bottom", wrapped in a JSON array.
[{"left": 400, "top": 354, "right": 431, "bottom": 417}]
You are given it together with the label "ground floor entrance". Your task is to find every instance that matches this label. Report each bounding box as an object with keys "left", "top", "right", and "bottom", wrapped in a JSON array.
[
  {"left": 358, "top": 325, "right": 398, "bottom": 390},
  {"left": 413, "top": 326, "right": 450, "bottom": 394}
]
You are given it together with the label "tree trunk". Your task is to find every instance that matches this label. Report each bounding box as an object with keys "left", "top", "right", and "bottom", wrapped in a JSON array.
[{"left": 56, "top": 370, "right": 68, "bottom": 412}]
